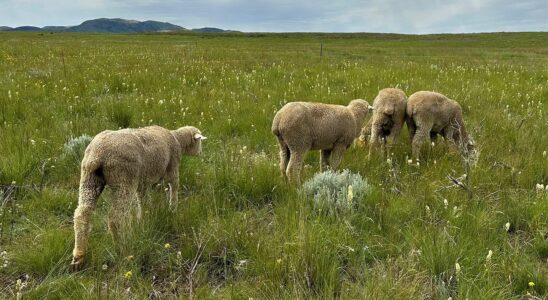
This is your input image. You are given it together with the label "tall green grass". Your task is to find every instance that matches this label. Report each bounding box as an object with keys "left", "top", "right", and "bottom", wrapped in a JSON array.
[{"left": 0, "top": 31, "right": 546, "bottom": 298}]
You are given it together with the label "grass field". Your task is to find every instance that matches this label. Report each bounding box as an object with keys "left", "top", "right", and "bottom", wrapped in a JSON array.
[{"left": 0, "top": 31, "right": 547, "bottom": 299}]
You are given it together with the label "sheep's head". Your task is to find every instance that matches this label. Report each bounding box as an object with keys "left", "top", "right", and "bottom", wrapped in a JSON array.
[
  {"left": 347, "top": 99, "right": 371, "bottom": 125},
  {"left": 357, "top": 123, "right": 371, "bottom": 148},
  {"left": 173, "top": 126, "right": 207, "bottom": 156}
]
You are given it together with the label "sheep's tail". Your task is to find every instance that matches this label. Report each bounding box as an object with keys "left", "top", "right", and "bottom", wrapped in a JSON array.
[{"left": 271, "top": 114, "right": 281, "bottom": 137}]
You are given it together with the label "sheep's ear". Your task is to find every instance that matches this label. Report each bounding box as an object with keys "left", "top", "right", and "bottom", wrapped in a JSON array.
[{"left": 194, "top": 133, "right": 207, "bottom": 140}]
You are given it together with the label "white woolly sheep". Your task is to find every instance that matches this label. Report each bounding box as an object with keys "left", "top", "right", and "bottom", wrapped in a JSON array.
[
  {"left": 70, "top": 125, "right": 206, "bottom": 270},
  {"left": 406, "top": 91, "right": 473, "bottom": 160},
  {"left": 272, "top": 99, "right": 371, "bottom": 185},
  {"left": 359, "top": 88, "right": 407, "bottom": 157}
]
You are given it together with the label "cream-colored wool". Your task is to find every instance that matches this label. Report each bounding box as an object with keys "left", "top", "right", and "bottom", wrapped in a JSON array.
[
  {"left": 70, "top": 125, "right": 205, "bottom": 270},
  {"left": 359, "top": 88, "right": 407, "bottom": 157},
  {"left": 406, "top": 91, "right": 473, "bottom": 160},
  {"left": 272, "top": 99, "right": 370, "bottom": 185}
]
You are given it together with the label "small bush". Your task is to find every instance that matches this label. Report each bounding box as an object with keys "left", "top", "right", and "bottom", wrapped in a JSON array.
[
  {"left": 63, "top": 134, "right": 92, "bottom": 167},
  {"left": 302, "top": 169, "right": 371, "bottom": 214}
]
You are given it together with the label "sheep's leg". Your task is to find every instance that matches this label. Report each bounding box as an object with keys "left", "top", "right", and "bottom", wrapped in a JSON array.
[
  {"left": 382, "top": 120, "right": 402, "bottom": 157},
  {"left": 406, "top": 117, "right": 416, "bottom": 146},
  {"left": 368, "top": 126, "right": 381, "bottom": 159},
  {"left": 136, "top": 184, "right": 147, "bottom": 221},
  {"left": 108, "top": 182, "right": 138, "bottom": 239},
  {"left": 412, "top": 126, "right": 431, "bottom": 161},
  {"left": 135, "top": 188, "right": 143, "bottom": 222},
  {"left": 71, "top": 170, "right": 105, "bottom": 271},
  {"left": 320, "top": 149, "right": 331, "bottom": 172},
  {"left": 168, "top": 175, "right": 180, "bottom": 210},
  {"left": 328, "top": 144, "right": 347, "bottom": 170},
  {"left": 386, "top": 120, "right": 403, "bottom": 146},
  {"left": 286, "top": 150, "right": 305, "bottom": 186},
  {"left": 277, "top": 139, "right": 290, "bottom": 182}
]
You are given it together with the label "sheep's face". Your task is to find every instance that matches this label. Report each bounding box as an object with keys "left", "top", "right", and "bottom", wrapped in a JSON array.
[
  {"left": 187, "top": 130, "right": 206, "bottom": 156},
  {"left": 348, "top": 99, "right": 371, "bottom": 123},
  {"left": 175, "top": 126, "right": 207, "bottom": 156}
]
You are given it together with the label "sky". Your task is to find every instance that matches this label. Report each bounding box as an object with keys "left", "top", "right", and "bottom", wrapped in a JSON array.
[{"left": 1, "top": 0, "right": 547, "bottom": 33}]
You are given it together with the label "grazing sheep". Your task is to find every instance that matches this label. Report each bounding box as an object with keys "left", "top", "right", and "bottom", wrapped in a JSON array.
[
  {"left": 360, "top": 88, "right": 407, "bottom": 157},
  {"left": 272, "top": 99, "right": 371, "bottom": 185},
  {"left": 406, "top": 91, "right": 474, "bottom": 160},
  {"left": 70, "top": 125, "right": 206, "bottom": 270}
]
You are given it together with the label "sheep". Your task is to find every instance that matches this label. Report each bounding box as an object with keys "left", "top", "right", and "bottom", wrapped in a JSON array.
[
  {"left": 272, "top": 99, "right": 371, "bottom": 185},
  {"left": 70, "top": 125, "right": 206, "bottom": 271},
  {"left": 406, "top": 91, "right": 474, "bottom": 160},
  {"left": 359, "top": 88, "right": 407, "bottom": 157}
]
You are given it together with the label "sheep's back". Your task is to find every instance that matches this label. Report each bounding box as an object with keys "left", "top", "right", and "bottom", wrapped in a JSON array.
[
  {"left": 275, "top": 102, "right": 356, "bottom": 150},
  {"left": 374, "top": 89, "right": 407, "bottom": 120},
  {"left": 84, "top": 127, "right": 174, "bottom": 184},
  {"left": 407, "top": 91, "right": 461, "bottom": 130}
]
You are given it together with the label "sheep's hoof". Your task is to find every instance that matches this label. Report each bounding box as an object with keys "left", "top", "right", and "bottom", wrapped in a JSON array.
[{"left": 70, "top": 255, "right": 85, "bottom": 272}]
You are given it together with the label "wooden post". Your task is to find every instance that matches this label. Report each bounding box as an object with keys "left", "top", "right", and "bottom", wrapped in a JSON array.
[{"left": 320, "top": 43, "right": 323, "bottom": 57}]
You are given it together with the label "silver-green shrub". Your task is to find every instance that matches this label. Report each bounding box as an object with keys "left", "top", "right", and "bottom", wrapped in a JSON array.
[
  {"left": 63, "top": 134, "right": 92, "bottom": 166},
  {"left": 302, "top": 169, "right": 371, "bottom": 214}
]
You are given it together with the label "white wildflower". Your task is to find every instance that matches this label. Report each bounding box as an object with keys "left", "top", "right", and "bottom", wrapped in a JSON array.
[
  {"left": 347, "top": 185, "right": 354, "bottom": 204},
  {"left": 504, "top": 222, "right": 511, "bottom": 232},
  {"left": 486, "top": 250, "right": 493, "bottom": 262}
]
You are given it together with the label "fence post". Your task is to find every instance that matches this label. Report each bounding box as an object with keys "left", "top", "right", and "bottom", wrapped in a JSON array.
[{"left": 320, "top": 43, "right": 323, "bottom": 58}]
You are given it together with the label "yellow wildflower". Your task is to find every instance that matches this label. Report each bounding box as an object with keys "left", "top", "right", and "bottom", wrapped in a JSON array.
[{"left": 124, "top": 271, "right": 133, "bottom": 279}]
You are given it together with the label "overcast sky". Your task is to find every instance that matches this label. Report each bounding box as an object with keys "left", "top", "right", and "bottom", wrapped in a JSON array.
[{"left": 1, "top": 0, "right": 547, "bottom": 33}]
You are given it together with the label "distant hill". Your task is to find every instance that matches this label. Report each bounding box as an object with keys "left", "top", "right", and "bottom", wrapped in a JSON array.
[
  {"left": 70, "top": 18, "right": 184, "bottom": 33},
  {"left": 0, "top": 19, "right": 238, "bottom": 33},
  {"left": 42, "top": 26, "right": 69, "bottom": 31},
  {"left": 192, "top": 27, "right": 233, "bottom": 33},
  {"left": 9, "top": 26, "right": 42, "bottom": 32},
  {"left": 1, "top": 18, "right": 186, "bottom": 33}
]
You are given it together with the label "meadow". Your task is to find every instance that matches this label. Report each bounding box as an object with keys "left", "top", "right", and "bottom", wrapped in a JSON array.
[{"left": 0, "top": 31, "right": 547, "bottom": 299}]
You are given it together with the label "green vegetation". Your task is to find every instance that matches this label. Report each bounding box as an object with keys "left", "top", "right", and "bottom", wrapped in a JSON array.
[{"left": 0, "top": 31, "right": 547, "bottom": 299}]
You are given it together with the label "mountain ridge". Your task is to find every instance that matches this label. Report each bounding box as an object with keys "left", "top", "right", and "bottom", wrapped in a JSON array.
[{"left": 0, "top": 18, "right": 234, "bottom": 33}]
